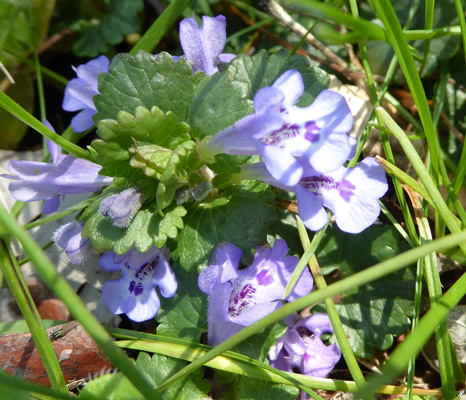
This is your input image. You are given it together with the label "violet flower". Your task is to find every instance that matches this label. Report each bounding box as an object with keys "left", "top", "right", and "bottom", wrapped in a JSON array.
[
  {"left": 179, "top": 15, "right": 235, "bottom": 76},
  {"left": 62, "top": 55, "right": 109, "bottom": 132},
  {"left": 54, "top": 221, "right": 93, "bottom": 264},
  {"left": 199, "top": 70, "right": 354, "bottom": 186},
  {"left": 198, "top": 240, "right": 313, "bottom": 346},
  {"left": 1, "top": 122, "right": 113, "bottom": 214},
  {"left": 268, "top": 313, "right": 341, "bottom": 377},
  {"left": 100, "top": 187, "right": 143, "bottom": 228},
  {"left": 100, "top": 246, "right": 177, "bottom": 322},
  {"left": 238, "top": 157, "right": 388, "bottom": 234}
]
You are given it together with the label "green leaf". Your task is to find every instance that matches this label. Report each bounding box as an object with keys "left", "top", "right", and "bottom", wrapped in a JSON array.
[
  {"left": 157, "top": 262, "right": 208, "bottom": 342},
  {"left": 315, "top": 224, "right": 415, "bottom": 357},
  {"left": 81, "top": 186, "right": 186, "bottom": 254},
  {"left": 230, "top": 49, "right": 330, "bottom": 107},
  {"left": 136, "top": 352, "right": 210, "bottom": 399},
  {"left": 156, "top": 140, "right": 196, "bottom": 210},
  {"left": 187, "top": 49, "right": 329, "bottom": 141},
  {"left": 73, "top": 0, "right": 144, "bottom": 57},
  {"left": 94, "top": 52, "right": 202, "bottom": 124},
  {"left": 187, "top": 62, "right": 254, "bottom": 140},
  {"left": 92, "top": 106, "right": 191, "bottom": 180},
  {"left": 233, "top": 377, "right": 299, "bottom": 400},
  {"left": 78, "top": 372, "right": 143, "bottom": 400},
  {"left": 169, "top": 184, "right": 276, "bottom": 271}
]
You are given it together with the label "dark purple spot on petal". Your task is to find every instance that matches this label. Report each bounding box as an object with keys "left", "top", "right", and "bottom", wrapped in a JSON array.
[
  {"left": 300, "top": 175, "right": 337, "bottom": 193},
  {"left": 129, "top": 280, "right": 144, "bottom": 296},
  {"left": 256, "top": 269, "right": 274, "bottom": 286},
  {"left": 228, "top": 283, "right": 256, "bottom": 318},
  {"left": 135, "top": 257, "right": 159, "bottom": 279},
  {"left": 260, "top": 123, "right": 301, "bottom": 146},
  {"left": 338, "top": 179, "right": 356, "bottom": 202},
  {"left": 304, "top": 121, "right": 320, "bottom": 143}
]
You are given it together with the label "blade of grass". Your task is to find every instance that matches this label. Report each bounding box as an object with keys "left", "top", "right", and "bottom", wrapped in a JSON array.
[
  {"left": 0, "top": 203, "right": 163, "bottom": 400},
  {"left": 280, "top": 0, "right": 387, "bottom": 42},
  {"left": 130, "top": 0, "right": 192, "bottom": 55},
  {"left": 296, "top": 217, "right": 370, "bottom": 398},
  {"left": 156, "top": 229, "right": 466, "bottom": 392},
  {"left": 0, "top": 239, "right": 67, "bottom": 393},
  {"left": 0, "top": 371, "right": 74, "bottom": 400},
  {"left": 404, "top": 186, "right": 458, "bottom": 398},
  {"left": 375, "top": 107, "right": 466, "bottom": 256},
  {"left": 0, "top": 91, "right": 92, "bottom": 161},
  {"left": 359, "top": 266, "right": 466, "bottom": 398},
  {"left": 371, "top": 0, "right": 440, "bottom": 177}
]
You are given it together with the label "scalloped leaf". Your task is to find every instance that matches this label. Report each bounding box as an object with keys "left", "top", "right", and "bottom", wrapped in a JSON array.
[
  {"left": 314, "top": 224, "right": 415, "bottom": 357},
  {"left": 230, "top": 49, "right": 330, "bottom": 107},
  {"left": 156, "top": 140, "right": 196, "bottom": 210},
  {"left": 187, "top": 49, "right": 329, "bottom": 141},
  {"left": 72, "top": 0, "right": 143, "bottom": 57},
  {"left": 234, "top": 377, "right": 299, "bottom": 400},
  {"left": 77, "top": 372, "right": 142, "bottom": 400},
  {"left": 93, "top": 51, "right": 202, "bottom": 124},
  {"left": 91, "top": 106, "right": 191, "bottom": 180},
  {"left": 157, "top": 262, "right": 208, "bottom": 342},
  {"left": 80, "top": 187, "right": 186, "bottom": 254},
  {"left": 169, "top": 183, "right": 276, "bottom": 272},
  {"left": 136, "top": 352, "right": 210, "bottom": 399}
]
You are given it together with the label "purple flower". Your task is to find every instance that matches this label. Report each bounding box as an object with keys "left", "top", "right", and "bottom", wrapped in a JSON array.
[
  {"left": 1, "top": 122, "right": 113, "bottom": 214},
  {"left": 179, "top": 15, "right": 235, "bottom": 76},
  {"left": 100, "top": 246, "right": 177, "bottom": 322},
  {"left": 99, "top": 187, "right": 143, "bottom": 228},
  {"left": 54, "top": 221, "right": 93, "bottom": 264},
  {"left": 198, "top": 240, "right": 313, "bottom": 346},
  {"left": 62, "top": 55, "right": 109, "bottom": 132},
  {"left": 239, "top": 157, "right": 388, "bottom": 234},
  {"left": 268, "top": 313, "right": 341, "bottom": 377},
  {"left": 199, "top": 70, "right": 353, "bottom": 186}
]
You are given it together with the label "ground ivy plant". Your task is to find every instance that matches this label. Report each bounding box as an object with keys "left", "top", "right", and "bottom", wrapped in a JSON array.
[{"left": 1, "top": 13, "right": 419, "bottom": 400}]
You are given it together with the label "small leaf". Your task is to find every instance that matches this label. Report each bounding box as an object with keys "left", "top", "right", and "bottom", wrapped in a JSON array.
[
  {"left": 188, "top": 49, "right": 329, "bottom": 141},
  {"left": 230, "top": 49, "right": 330, "bottom": 107},
  {"left": 73, "top": 0, "right": 144, "bottom": 57},
  {"left": 136, "top": 352, "right": 211, "bottom": 399},
  {"left": 92, "top": 106, "right": 191, "bottom": 180},
  {"left": 315, "top": 224, "right": 415, "bottom": 357},
  {"left": 234, "top": 377, "right": 299, "bottom": 400},
  {"left": 94, "top": 52, "right": 202, "bottom": 124},
  {"left": 169, "top": 184, "right": 276, "bottom": 271},
  {"left": 81, "top": 187, "right": 186, "bottom": 254},
  {"left": 156, "top": 140, "right": 196, "bottom": 210},
  {"left": 157, "top": 262, "right": 208, "bottom": 342},
  {"left": 78, "top": 372, "right": 142, "bottom": 400}
]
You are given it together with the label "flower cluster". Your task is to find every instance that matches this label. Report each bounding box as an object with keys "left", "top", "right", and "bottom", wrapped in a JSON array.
[
  {"left": 268, "top": 313, "right": 341, "bottom": 377},
  {"left": 199, "top": 240, "right": 341, "bottom": 378},
  {"left": 99, "top": 246, "right": 177, "bottom": 322},
  {"left": 1, "top": 12, "right": 391, "bottom": 386}
]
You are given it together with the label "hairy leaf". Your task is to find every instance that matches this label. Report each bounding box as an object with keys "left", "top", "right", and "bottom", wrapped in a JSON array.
[
  {"left": 94, "top": 51, "right": 202, "bottom": 124},
  {"left": 157, "top": 262, "right": 208, "bottom": 342},
  {"left": 169, "top": 184, "right": 276, "bottom": 271},
  {"left": 73, "top": 0, "right": 143, "bottom": 57},
  {"left": 315, "top": 224, "right": 415, "bottom": 357},
  {"left": 81, "top": 187, "right": 186, "bottom": 254},
  {"left": 136, "top": 352, "right": 210, "bottom": 399},
  {"left": 92, "top": 106, "right": 190, "bottom": 180}
]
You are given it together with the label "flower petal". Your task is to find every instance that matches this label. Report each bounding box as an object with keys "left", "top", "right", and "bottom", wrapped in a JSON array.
[
  {"left": 100, "top": 188, "right": 143, "bottom": 228},
  {"left": 70, "top": 108, "right": 98, "bottom": 132},
  {"left": 54, "top": 222, "right": 92, "bottom": 264},
  {"left": 99, "top": 250, "right": 123, "bottom": 272},
  {"left": 154, "top": 254, "right": 178, "bottom": 298},
  {"left": 271, "top": 69, "right": 304, "bottom": 107},
  {"left": 258, "top": 142, "right": 303, "bottom": 186},
  {"left": 42, "top": 195, "right": 61, "bottom": 214},
  {"left": 296, "top": 184, "right": 329, "bottom": 231},
  {"left": 179, "top": 15, "right": 226, "bottom": 75}
]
